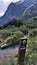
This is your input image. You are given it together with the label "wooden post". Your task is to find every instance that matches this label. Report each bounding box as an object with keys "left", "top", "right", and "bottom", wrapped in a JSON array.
[{"left": 18, "top": 37, "right": 27, "bottom": 65}]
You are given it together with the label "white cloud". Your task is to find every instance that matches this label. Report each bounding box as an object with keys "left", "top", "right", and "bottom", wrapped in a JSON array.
[
  {"left": 11, "top": 0, "right": 20, "bottom": 2},
  {"left": 0, "top": 11, "right": 4, "bottom": 17},
  {"left": 3, "top": 0, "right": 20, "bottom": 6},
  {"left": 3, "top": 0, "right": 10, "bottom": 3},
  {"left": 0, "top": 0, "right": 20, "bottom": 16},
  {"left": 3, "top": 0, "right": 20, "bottom": 3}
]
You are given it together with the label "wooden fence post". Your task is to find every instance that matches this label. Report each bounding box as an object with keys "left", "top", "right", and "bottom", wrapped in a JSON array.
[{"left": 17, "top": 37, "right": 27, "bottom": 65}]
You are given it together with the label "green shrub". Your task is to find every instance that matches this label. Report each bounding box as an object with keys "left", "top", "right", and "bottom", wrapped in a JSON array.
[
  {"left": 20, "top": 25, "right": 28, "bottom": 35},
  {"left": 29, "top": 29, "right": 37, "bottom": 38},
  {"left": 3, "top": 31, "right": 24, "bottom": 46},
  {"left": 23, "top": 28, "right": 37, "bottom": 65},
  {"left": 11, "top": 31, "right": 24, "bottom": 46}
]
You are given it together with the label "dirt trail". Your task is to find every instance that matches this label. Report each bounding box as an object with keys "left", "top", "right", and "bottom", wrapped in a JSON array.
[{"left": 0, "top": 46, "right": 19, "bottom": 63}]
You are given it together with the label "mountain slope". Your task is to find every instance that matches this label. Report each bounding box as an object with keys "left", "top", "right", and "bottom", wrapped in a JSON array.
[
  {"left": 20, "top": 3, "right": 37, "bottom": 21},
  {"left": 0, "top": 3, "right": 26, "bottom": 24},
  {"left": 22, "top": 0, "right": 37, "bottom": 7},
  {"left": 16, "top": 0, "right": 37, "bottom": 7},
  {"left": 0, "top": 0, "right": 37, "bottom": 24}
]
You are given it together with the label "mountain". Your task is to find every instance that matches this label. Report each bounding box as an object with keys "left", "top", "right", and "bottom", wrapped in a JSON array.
[
  {"left": 16, "top": 1, "right": 23, "bottom": 4},
  {"left": 17, "top": 0, "right": 37, "bottom": 7},
  {"left": 20, "top": 3, "right": 37, "bottom": 21},
  {"left": 22, "top": 0, "right": 37, "bottom": 7},
  {"left": 0, "top": 3, "right": 26, "bottom": 24},
  {"left": 0, "top": 0, "right": 37, "bottom": 24}
]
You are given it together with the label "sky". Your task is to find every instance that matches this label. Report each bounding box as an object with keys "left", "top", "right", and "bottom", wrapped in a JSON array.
[{"left": 0, "top": 0, "right": 20, "bottom": 16}]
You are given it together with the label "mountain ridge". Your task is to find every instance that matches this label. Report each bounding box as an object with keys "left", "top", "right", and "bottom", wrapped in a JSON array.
[
  {"left": 20, "top": 3, "right": 37, "bottom": 21},
  {"left": 0, "top": 2, "right": 26, "bottom": 24},
  {"left": 0, "top": 0, "right": 37, "bottom": 24}
]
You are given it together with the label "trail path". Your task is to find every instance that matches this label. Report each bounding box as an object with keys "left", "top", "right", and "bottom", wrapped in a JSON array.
[{"left": 0, "top": 46, "right": 19, "bottom": 63}]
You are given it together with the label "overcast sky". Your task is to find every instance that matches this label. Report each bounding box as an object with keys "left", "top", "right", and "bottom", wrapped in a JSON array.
[{"left": 0, "top": 0, "right": 20, "bottom": 16}]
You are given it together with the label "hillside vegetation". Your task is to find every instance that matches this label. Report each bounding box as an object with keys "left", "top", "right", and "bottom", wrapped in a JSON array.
[
  {"left": 0, "top": 16, "right": 37, "bottom": 65},
  {"left": 0, "top": 17, "right": 37, "bottom": 46}
]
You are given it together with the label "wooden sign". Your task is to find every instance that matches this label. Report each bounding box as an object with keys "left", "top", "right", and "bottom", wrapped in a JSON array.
[{"left": 18, "top": 37, "right": 27, "bottom": 65}]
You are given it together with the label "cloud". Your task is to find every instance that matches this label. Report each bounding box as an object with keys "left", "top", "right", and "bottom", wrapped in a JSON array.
[
  {"left": 3, "top": 0, "right": 20, "bottom": 6},
  {"left": 3, "top": 0, "right": 10, "bottom": 3},
  {"left": 3, "top": 0, "right": 20, "bottom": 3},
  {"left": 0, "top": 11, "right": 4, "bottom": 16},
  {"left": 0, "top": 0, "right": 20, "bottom": 16}
]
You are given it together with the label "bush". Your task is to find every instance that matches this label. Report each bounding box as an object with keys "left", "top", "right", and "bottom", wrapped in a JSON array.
[
  {"left": 29, "top": 29, "right": 37, "bottom": 38},
  {"left": 2, "top": 19, "right": 23, "bottom": 29},
  {"left": 2, "top": 32, "right": 11, "bottom": 40},
  {"left": 4, "top": 31, "right": 24, "bottom": 46},
  {"left": 24, "top": 32, "right": 37, "bottom": 65},
  {"left": 20, "top": 25, "right": 28, "bottom": 35}
]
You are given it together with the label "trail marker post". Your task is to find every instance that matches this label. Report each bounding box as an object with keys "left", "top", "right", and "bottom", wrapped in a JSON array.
[{"left": 18, "top": 37, "right": 27, "bottom": 65}]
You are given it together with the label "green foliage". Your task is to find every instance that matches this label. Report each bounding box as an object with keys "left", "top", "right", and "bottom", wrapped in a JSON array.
[
  {"left": 2, "top": 19, "right": 22, "bottom": 29},
  {"left": 29, "top": 29, "right": 37, "bottom": 38},
  {"left": 26, "top": 18, "right": 37, "bottom": 29},
  {"left": 0, "top": 9, "right": 37, "bottom": 65},
  {"left": 2, "top": 31, "right": 24, "bottom": 46},
  {"left": 20, "top": 25, "right": 28, "bottom": 35},
  {"left": 24, "top": 29, "right": 37, "bottom": 65}
]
